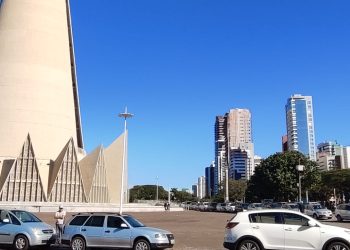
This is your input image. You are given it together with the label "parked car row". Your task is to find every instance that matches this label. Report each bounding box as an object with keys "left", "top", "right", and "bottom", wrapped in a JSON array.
[
  {"left": 184, "top": 200, "right": 350, "bottom": 222},
  {"left": 0, "top": 209, "right": 175, "bottom": 250},
  {"left": 182, "top": 202, "right": 245, "bottom": 213}
]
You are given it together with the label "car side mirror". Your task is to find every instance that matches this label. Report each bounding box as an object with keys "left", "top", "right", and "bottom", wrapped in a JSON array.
[
  {"left": 120, "top": 223, "right": 128, "bottom": 228},
  {"left": 308, "top": 220, "right": 317, "bottom": 227},
  {"left": 2, "top": 218, "right": 10, "bottom": 223}
]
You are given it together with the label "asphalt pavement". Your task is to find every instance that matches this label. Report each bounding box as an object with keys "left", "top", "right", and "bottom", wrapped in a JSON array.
[{"left": 1, "top": 211, "right": 350, "bottom": 250}]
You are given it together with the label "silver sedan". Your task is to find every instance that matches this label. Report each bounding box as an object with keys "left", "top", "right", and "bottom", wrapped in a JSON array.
[{"left": 0, "top": 209, "right": 55, "bottom": 250}]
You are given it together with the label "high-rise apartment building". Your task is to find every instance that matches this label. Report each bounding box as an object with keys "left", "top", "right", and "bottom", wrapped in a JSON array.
[
  {"left": 317, "top": 142, "right": 350, "bottom": 171},
  {"left": 229, "top": 143, "right": 254, "bottom": 180},
  {"left": 214, "top": 116, "right": 227, "bottom": 194},
  {"left": 285, "top": 94, "right": 316, "bottom": 161},
  {"left": 227, "top": 109, "right": 254, "bottom": 180},
  {"left": 214, "top": 109, "right": 255, "bottom": 194},
  {"left": 227, "top": 109, "right": 252, "bottom": 147},
  {"left": 192, "top": 184, "right": 198, "bottom": 197},
  {"left": 198, "top": 176, "right": 206, "bottom": 199},
  {"left": 205, "top": 163, "right": 215, "bottom": 198},
  {"left": 343, "top": 146, "right": 350, "bottom": 169},
  {"left": 282, "top": 135, "right": 288, "bottom": 152}
]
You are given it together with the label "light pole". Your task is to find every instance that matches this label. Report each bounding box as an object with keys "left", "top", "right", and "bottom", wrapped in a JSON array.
[
  {"left": 118, "top": 107, "right": 133, "bottom": 215},
  {"left": 296, "top": 164, "right": 304, "bottom": 203},
  {"left": 156, "top": 176, "right": 159, "bottom": 203}
]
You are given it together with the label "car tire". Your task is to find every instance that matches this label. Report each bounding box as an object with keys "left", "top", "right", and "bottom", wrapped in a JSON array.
[
  {"left": 313, "top": 214, "right": 318, "bottom": 219},
  {"left": 336, "top": 214, "right": 343, "bottom": 222},
  {"left": 13, "top": 235, "right": 29, "bottom": 250},
  {"left": 134, "top": 238, "right": 151, "bottom": 250},
  {"left": 326, "top": 241, "right": 350, "bottom": 250},
  {"left": 71, "top": 236, "right": 86, "bottom": 250},
  {"left": 238, "top": 239, "right": 262, "bottom": 250}
]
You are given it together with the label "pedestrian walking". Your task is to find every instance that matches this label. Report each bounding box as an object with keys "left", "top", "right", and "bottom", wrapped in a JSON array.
[
  {"left": 167, "top": 202, "right": 170, "bottom": 211},
  {"left": 54, "top": 205, "right": 66, "bottom": 244}
]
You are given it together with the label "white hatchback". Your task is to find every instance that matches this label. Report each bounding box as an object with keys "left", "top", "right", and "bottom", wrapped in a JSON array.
[{"left": 224, "top": 209, "right": 350, "bottom": 250}]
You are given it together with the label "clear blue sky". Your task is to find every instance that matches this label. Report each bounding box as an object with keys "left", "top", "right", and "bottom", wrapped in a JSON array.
[{"left": 69, "top": 1, "right": 350, "bottom": 190}]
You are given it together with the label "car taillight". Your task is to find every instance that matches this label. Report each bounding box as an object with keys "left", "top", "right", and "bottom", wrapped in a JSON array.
[{"left": 226, "top": 222, "right": 239, "bottom": 229}]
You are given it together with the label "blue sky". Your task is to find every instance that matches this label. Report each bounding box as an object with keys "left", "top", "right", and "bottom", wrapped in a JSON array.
[{"left": 69, "top": 1, "right": 350, "bottom": 190}]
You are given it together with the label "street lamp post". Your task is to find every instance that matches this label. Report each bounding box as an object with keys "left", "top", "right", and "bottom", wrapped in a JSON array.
[
  {"left": 296, "top": 164, "right": 304, "bottom": 203},
  {"left": 156, "top": 176, "right": 159, "bottom": 203},
  {"left": 118, "top": 107, "right": 133, "bottom": 215}
]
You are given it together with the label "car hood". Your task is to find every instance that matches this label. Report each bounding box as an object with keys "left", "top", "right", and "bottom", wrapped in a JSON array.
[
  {"left": 133, "top": 226, "right": 171, "bottom": 235},
  {"left": 315, "top": 209, "right": 331, "bottom": 212},
  {"left": 23, "top": 222, "right": 54, "bottom": 231}
]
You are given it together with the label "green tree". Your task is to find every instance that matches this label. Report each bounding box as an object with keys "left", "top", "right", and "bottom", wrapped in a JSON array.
[
  {"left": 129, "top": 185, "right": 168, "bottom": 202},
  {"left": 245, "top": 151, "right": 320, "bottom": 202},
  {"left": 170, "top": 188, "right": 194, "bottom": 202},
  {"left": 214, "top": 180, "right": 247, "bottom": 202},
  {"left": 320, "top": 169, "right": 350, "bottom": 203}
]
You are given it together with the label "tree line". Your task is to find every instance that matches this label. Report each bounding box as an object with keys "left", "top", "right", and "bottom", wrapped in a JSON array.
[{"left": 129, "top": 151, "right": 350, "bottom": 203}]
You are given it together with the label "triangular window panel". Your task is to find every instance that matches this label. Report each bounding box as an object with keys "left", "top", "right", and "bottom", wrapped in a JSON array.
[
  {"left": 48, "top": 139, "right": 86, "bottom": 202},
  {"left": 89, "top": 149, "right": 110, "bottom": 203},
  {"left": 0, "top": 135, "right": 46, "bottom": 202}
]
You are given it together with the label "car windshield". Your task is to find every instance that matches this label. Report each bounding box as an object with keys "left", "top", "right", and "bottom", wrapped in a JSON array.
[
  {"left": 11, "top": 210, "right": 41, "bottom": 223},
  {"left": 313, "top": 205, "right": 323, "bottom": 209},
  {"left": 289, "top": 204, "right": 299, "bottom": 209},
  {"left": 123, "top": 215, "right": 145, "bottom": 228}
]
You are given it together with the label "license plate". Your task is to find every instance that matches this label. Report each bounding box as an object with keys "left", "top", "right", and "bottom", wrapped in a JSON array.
[{"left": 170, "top": 239, "right": 175, "bottom": 244}]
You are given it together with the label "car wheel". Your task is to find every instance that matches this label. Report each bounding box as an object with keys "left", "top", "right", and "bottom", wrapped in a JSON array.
[
  {"left": 336, "top": 214, "right": 343, "bottom": 222},
  {"left": 327, "top": 241, "right": 350, "bottom": 250},
  {"left": 71, "top": 236, "right": 86, "bottom": 250},
  {"left": 13, "top": 235, "right": 29, "bottom": 250},
  {"left": 238, "top": 239, "right": 261, "bottom": 250},
  {"left": 134, "top": 238, "right": 151, "bottom": 250},
  {"left": 313, "top": 214, "right": 318, "bottom": 219}
]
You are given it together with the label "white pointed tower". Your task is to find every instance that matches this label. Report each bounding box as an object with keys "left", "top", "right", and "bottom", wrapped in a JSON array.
[{"left": 0, "top": 0, "right": 83, "bottom": 166}]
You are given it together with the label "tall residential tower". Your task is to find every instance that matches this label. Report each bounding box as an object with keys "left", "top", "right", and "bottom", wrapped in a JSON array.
[
  {"left": 285, "top": 94, "right": 316, "bottom": 161},
  {"left": 214, "top": 109, "right": 254, "bottom": 195}
]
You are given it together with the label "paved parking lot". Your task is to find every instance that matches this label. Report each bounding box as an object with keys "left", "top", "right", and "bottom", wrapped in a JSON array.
[{"left": 3, "top": 210, "right": 350, "bottom": 250}]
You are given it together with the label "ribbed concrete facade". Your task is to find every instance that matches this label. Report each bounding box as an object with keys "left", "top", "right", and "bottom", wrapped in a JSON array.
[
  {"left": 0, "top": 0, "right": 127, "bottom": 204},
  {"left": 0, "top": 0, "right": 83, "bottom": 163}
]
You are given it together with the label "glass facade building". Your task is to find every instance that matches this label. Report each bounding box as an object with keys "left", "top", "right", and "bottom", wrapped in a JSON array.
[{"left": 285, "top": 94, "right": 316, "bottom": 161}]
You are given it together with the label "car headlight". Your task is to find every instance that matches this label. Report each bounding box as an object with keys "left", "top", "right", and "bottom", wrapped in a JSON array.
[
  {"left": 155, "top": 233, "right": 167, "bottom": 239},
  {"left": 33, "top": 228, "right": 42, "bottom": 235}
]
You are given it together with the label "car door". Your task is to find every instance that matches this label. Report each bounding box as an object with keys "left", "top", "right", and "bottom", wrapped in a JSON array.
[
  {"left": 104, "top": 216, "right": 132, "bottom": 248},
  {"left": 283, "top": 212, "right": 321, "bottom": 250},
  {"left": 249, "top": 212, "right": 285, "bottom": 249},
  {"left": 343, "top": 205, "right": 350, "bottom": 220},
  {"left": 0, "top": 210, "right": 18, "bottom": 244},
  {"left": 81, "top": 215, "right": 106, "bottom": 247}
]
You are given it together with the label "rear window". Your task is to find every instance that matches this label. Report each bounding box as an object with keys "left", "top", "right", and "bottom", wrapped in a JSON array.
[
  {"left": 249, "top": 212, "right": 283, "bottom": 224},
  {"left": 84, "top": 216, "right": 105, "bottom": 227},
  {"left": 69, "top": 216, "right": 89, "bottom": 226}
]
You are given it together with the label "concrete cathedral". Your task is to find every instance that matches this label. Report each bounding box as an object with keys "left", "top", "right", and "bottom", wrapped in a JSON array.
[{"left": 0, "top": 0, "right": 127, "bottom": 203}]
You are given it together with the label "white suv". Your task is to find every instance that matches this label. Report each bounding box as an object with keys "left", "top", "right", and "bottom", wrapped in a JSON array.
[{"left": 224, "top": 209, "right": 350, "bottom": 250}]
